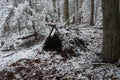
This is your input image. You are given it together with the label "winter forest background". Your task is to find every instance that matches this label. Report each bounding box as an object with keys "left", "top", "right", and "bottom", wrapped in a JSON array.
[{"left": 0, "top": 0, "right": 120, "bottom": 79}]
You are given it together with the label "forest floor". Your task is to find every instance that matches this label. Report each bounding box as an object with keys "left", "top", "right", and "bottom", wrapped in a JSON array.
[{"left": 0, "top": 24, "right": 120, "bottom": 80}]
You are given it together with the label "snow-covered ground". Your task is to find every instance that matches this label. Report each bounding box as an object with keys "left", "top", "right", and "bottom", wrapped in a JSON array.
[
  {"left": 0, "top": 25, "right": 119, "bottom": 80},
  {"left": 0, "top": 0, "right": 119, "bottom": 79},
  {"left": 0, "top": 45, "right": 40, "bottom": 70}
]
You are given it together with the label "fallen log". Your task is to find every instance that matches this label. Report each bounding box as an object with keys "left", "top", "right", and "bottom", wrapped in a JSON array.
[
  {"left": 17, "top": 32, "right": 39, "bottom": 48},
  {"left": 17, "top": 32, "right": 37, "bottom": 40}
]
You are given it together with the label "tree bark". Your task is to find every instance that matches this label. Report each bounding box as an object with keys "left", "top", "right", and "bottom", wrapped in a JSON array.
[
  {"left": 78, "top": 0, "right": 83, "bottom": 24},
  {"left": 17, "top": 19, "right": 21, "bottom": 35},
  {"left": 29, "top": 0, "right": 37, "bottom": 40},
  {"left": 52, "top": 0, "right": 57, "bottom": 14},
  {"left": 90, "top": 0, "right": 94, "bottom": 26},
  {"left": 56, "top": 0, "right": 60, "bottom": 21},
  {"left": 63, "top": 0, "right": 69, "bottom": 25},
  {"left": 14, "top": 0, "right": 17, "bottom": 7},
  {"left": 73, "top": 0, "right": 78, "bottom": 24},
  {"left": 102, "top": 0, "right": 120, "bottom": 63},
  {"left": 57, "top": 7, "right": 60, "bottom": 21},
  {"left": 95, "top": 0, "right": 98, "bottom": 21},
  {"left": 119, "top": 0, "right": 120, "bottom": 20}
]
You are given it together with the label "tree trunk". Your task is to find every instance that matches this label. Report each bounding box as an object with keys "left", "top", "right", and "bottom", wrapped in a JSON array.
[
  {"left": 90, "top": 0, "right": 94, "bottom": 26},
  {"left": 102, "top": 0, "right": 120, "bottom": 63},
  {"left": 29, "top": 0, "right": 32, "bottom": 8},
  {"left": 52, "top": 0, "right": 58, "bottom": 22},
  {"left": 95, "top": 0, "right": 98, "bottom": 21},
  {"left": 17, "top": 19, "right": 21, "bottom": 35},
  {"left": 78, "top": 0, "right": 83, "bottom": 24},
  {"left": 57, "top": 7, "right": 60, "bottom": 21},
  {"left": 4, "top": 22, "right": 10, "bottom": 33},
  {"left": 75, "top": 0, "right": 78, "bottom": 24},
  {"left": 56, "top": 0, "right": 60, "bottom": 21},
  {"left": 63, "top": 0, "right": 69, "bottom": 25},
  {"left": 73, "top": 0, "right": 78, "bottom": 24},
  {"left": 79, "top": 0, "right": 83, "bottom": 8},
  {"left": 52, "top": 0, "right": 57, "bottom": 14},
  {"left": 29, "top": 0, "right": 37, "bottom": 40},
  {"left": 14, "top": 0, "right": 17, "bottom": 7},
  {"left": 119, "top": 0, "right": 120, "bottom": 20}
]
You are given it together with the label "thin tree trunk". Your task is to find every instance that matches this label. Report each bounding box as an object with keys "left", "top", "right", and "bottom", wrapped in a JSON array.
[
  {"left": 102, "top": 0, "right": 120, "bottom": 63},
  {"left": 52, "top": 0, "right": 57, "bottom": 14},
  {"left": 29, "top": 0, "right": 37, "bottom": 40},
  {"left": 75, "top": 0, "right": 78, "bottom": 24},
  {"left": 52, "top": 0, "right": 57, "bottom": 22},
  {"left": 56, "top": 0, "right": 60, "bottom": 21},
  {"left": 119, "top": 0, "right": 120, "bottom": 20},
  {"left": 73, "top": 0, "right": 76, "bottom": 23},
  {"left": 4, "top": 22, "right": 10, "bottom": 33},
  {"left": 95, "top": 0, "right": 98, "bottom": 21},
  {"left": 73, "top": 0, "right": 78, "bottom": 24},
  {"left": 57, "top": 7, "right": 60, "bottom": 21},
  {"left": 63, "top": 0, "right": 69, "bottom": 25},
  {"left": 90, "top": 0, "right": 94, "bottom": 26},
  {"left": 17, "top": 19, "right": 21, "bottom": 35},
  {"left": 45, "top": 15, "right": 48, "bottom": 23},
  {"left": 79, "top": 0, "right": 83, "bottom": 23},
  {"left": 14, "top": 0, "right": 17, "bottom": 7},
  {"left": 29, "top": 0, "right": 32, "bottom": 8}
]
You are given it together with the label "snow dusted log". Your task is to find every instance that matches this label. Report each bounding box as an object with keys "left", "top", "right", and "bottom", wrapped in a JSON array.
[
  {"left": 17, "top": 32, "right": 37, "bottom": 40},
  {"left": 43, "top": 26, "right": 88, "bottom": 58},
  {"left": 17, "top": 32, "right": 39, "bottom": 48}
]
